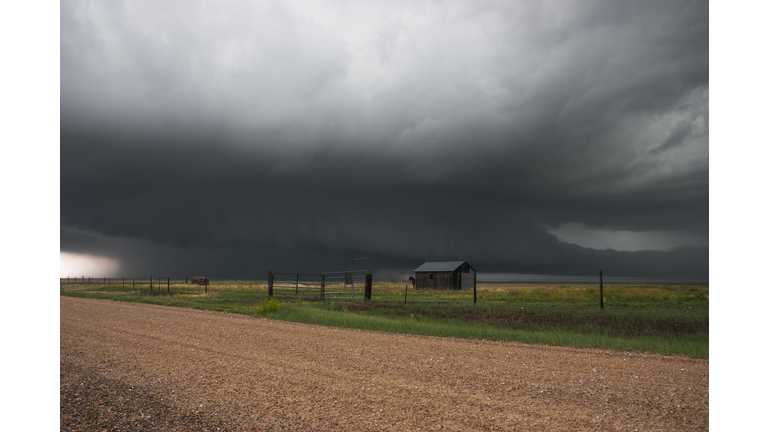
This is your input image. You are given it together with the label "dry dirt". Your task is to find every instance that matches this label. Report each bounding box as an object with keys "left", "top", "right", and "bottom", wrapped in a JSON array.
[{"left": 60, "top": 296, "right": 708, "bottom": 431}]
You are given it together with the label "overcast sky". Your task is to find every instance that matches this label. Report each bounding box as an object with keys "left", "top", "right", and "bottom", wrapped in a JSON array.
[{"left": 60, "top": 0, "right": 709, "bottom": 279}]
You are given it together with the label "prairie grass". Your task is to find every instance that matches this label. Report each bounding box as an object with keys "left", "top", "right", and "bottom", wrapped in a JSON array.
[
  {"left": 260, "top": 306, "right": 708, "bottom": 358},
  {"left": 60, "top": 280, "right": 708, "bottom": 358}
]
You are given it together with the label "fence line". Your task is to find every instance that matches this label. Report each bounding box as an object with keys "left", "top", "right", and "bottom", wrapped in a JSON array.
[
  {"left": 60, "top": 277, "right": 187, "bottom": 285},
  {"left": 59, "top": 277, "right": 268, "bottom": 284},
  {"left": 59, "top": 276, "right": 255, "bottom": 293}
]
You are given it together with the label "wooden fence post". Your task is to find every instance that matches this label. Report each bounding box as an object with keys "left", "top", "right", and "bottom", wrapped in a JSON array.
[
  {"left": 167, "top": 277, "right": 170, "bottom": 293},
  {"left": 364, "top": 274, "right": 372, "bottom": 300},
  {"left": 268, "top": 271, "right": 274, "bottom": 297},
  {"left": 600, "top": 270, "right": 604, "bottom": 309}
]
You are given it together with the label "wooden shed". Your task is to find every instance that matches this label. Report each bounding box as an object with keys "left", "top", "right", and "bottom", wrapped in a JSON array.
[{"left": 413, "top": 261, "right": 477, "bottom": 290}]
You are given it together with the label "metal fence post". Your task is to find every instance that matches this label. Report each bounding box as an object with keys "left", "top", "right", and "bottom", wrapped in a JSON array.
[
  {"left": 296, "top": 274, "right": 299, "bottom": 295},
  {"left": 268, "top": 271, "right": 273, "bottom": 297},
  {"left": 321, "top": 274, "right": 325, "bottom": 301},
  {"left": 167, "top": 277, "right": 170, "bottom": 293},
  {"left": 150, "top": 276, "right": 152, "bottom": 292}
]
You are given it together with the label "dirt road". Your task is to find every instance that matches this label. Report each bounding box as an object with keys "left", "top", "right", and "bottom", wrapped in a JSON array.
[{"left": 60, "top": 296, "right": 708, "bottom": 431}]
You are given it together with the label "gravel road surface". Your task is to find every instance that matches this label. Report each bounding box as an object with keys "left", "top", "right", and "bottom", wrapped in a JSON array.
[{"left": 60, "top": 296, "right": 708, "bottom": 431}]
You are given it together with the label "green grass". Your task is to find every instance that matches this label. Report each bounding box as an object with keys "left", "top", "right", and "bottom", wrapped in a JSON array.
[
  {"left": 60, "top": 280, "right": 708, "bottom": 358},
  {"left": 249, "top": 303, "right": 708, "bottom": 358}
]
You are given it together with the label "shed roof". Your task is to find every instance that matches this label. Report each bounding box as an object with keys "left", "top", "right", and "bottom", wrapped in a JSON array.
[{"left": 414, "top": 261, "right": 474, "bottom": 272}]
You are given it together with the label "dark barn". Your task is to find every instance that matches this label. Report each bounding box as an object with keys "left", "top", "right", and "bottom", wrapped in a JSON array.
[{"left": 414, "top": 261, "right": 477, "bottom": 290}]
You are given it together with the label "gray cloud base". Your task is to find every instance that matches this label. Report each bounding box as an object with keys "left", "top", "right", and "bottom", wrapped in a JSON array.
[{"left": 60, "top": 0, "right": 708, "bottom": 278}]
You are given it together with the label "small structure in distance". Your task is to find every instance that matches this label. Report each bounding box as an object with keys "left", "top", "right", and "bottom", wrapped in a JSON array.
[
  {"left": 413, "top": 261, "right": 476, "bottom": 290},
  {"left": 190, "top": 276, "right": 209, "bottom": 285}
]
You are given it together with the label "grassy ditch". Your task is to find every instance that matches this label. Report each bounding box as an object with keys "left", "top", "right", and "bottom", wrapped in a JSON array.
[{"left": 60, "top": 280, "right": 708, "bottom": 358}]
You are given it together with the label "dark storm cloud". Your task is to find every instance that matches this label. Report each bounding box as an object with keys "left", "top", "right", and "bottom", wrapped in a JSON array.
[{"left": 61, "top": 0, "right": 708, "bottom": 278}]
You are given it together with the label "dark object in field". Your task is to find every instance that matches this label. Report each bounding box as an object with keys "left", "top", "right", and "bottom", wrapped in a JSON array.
[
  {"left": 408, "top": 276, "right": 415, "bottom": 287},
  {"left": 191, "top": 276, "right": 209, "bottom": 285}
]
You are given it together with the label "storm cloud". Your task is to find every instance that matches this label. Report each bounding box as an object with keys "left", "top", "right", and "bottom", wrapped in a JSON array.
[{"left": 61, "top": 0, "right": 708, "bottom": 279}]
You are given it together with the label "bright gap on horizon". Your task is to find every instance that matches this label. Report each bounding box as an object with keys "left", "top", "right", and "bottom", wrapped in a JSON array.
[
  {"left": 60, "top": 252, "right": 121, "bottom": 278},
  {"left": 548, "top": 223, "right": 708, "bottom": 252}
]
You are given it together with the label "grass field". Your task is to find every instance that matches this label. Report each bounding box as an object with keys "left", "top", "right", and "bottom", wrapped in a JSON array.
[{"left": 60, "top": 280, "right": 708, "bottom": 358}]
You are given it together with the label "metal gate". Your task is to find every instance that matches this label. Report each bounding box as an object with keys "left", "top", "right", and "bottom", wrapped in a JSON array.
[
  {"left": 271, "top": 273, "right": 324, "bottom": 297},
  {"left": 270, "top": 258, "right": 370, "bottom": 300}
]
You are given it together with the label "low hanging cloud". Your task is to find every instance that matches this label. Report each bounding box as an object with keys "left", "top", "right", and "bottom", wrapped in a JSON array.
[
  {"left": 60, "top": 0, "right": 708, "bottom": 278},
  {"left": 549, "top": 223, "right": 708, "bottom": 252}
]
